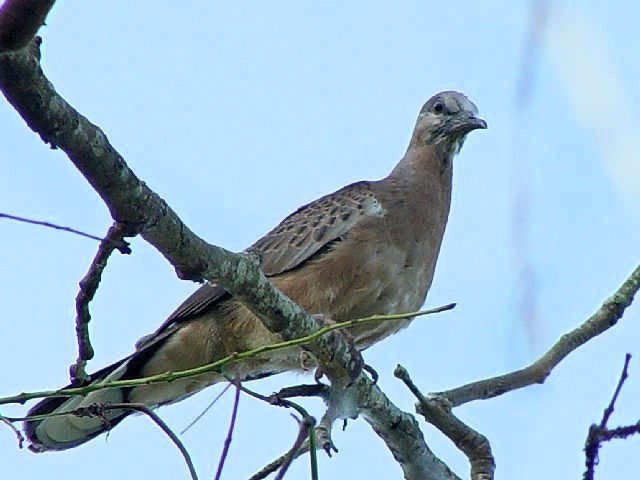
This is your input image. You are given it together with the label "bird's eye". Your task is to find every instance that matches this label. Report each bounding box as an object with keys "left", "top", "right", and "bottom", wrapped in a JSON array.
[{"left": 433, "top": 101, "right": 445, "bottom": 114}]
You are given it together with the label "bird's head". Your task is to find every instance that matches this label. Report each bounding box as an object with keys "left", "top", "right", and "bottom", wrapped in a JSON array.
[{"left": 411, "top": 91, "right": 487, "bottom": 158}]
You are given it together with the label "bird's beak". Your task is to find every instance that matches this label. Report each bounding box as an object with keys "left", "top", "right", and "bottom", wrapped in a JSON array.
[{"left": 449, "top": 113, "right": 487, "bottom": 134}]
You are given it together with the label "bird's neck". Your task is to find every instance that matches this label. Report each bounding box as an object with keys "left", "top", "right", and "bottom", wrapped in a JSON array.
[
  {"left": 380, "top": 143, "right": 453, "bottom": 245},
  {"left": 387, "top": 143, "right": 454, "bottom": 189}
]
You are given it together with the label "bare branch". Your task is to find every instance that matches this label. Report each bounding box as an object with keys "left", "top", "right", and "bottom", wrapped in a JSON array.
[
  {"left": 0, "top": 0, "right": 55, "bottom": 52},
  {"left": 71, "top": 222, "right": 134, "bottom": 383},
  {"left": 436, "top": 264, "right": 640, "bottom": 407},
  {"left": 395, "top": 365, "right": 494, "bottom": 480}
]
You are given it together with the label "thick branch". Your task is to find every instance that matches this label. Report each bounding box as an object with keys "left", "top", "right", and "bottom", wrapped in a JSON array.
[
  {"left": 436, "top": 263, "right": 640, "bottom": 407},
  {"left": 358, "top": 377, "right": 462, "bottom": 480},
  {"left": 396, "top": 366, "right": 493, "bottom": 480},
  {"left": 0, "top": 41, "right": 350, "bottom": 375},
  {"left": 0, "top": 43, "right": 456, "bottom": 479},
  {"left": 0, "top": 0, "right": 55, "bottom": 52}
]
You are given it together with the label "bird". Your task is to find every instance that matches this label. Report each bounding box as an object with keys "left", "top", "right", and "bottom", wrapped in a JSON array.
[{"left": 24, "top": 90, "right": 486, "bottom": 452}]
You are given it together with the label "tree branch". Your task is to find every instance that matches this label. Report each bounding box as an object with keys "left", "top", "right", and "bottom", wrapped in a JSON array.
[
  {"left": 392, "top": 266, "right": 640, "bottom": 480},
  {"left": 435, "top": 263, "right": 640, "bottom": 408},
  {"left": 0, "top": 41, "right": 459, "bottom": 479}
]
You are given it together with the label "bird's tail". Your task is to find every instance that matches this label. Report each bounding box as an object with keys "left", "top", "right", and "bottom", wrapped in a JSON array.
[{"left": 24, "top": 357, "right": 137, "bottom": 452}]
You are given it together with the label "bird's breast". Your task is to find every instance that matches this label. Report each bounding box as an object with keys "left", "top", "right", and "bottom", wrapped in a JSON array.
[{"left": 272, "top": 214, "right": 443, "bottom": 349}]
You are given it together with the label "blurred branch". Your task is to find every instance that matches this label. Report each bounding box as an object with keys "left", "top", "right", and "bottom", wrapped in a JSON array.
[
  {"left": 511, "top": 0, "right": 551, "bottom": 350},
  {"left": 0, "top": 0, "right": 55, "bottom": 52},
  {"left": 515, "top": 0, "right": 550, "bottom": 107},
  {"left": 584, "top": 354, "right": 639, "bottom": 480},
  {"left": 70, "top": 222, "right": 134, "bottom": 383}
]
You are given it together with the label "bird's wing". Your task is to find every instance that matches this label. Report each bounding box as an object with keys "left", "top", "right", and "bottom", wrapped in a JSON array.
[
  {"left": 252, "top": 180, "right": 382, "bottom": 276},
  {"left": 142, "top": 181, "right": 383, "bottom": 341}
]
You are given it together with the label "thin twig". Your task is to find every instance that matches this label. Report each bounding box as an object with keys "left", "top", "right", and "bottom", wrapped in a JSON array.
[
  {"left": 0, "top": 305, "right": 454, "bottom": 406},
  {"left": 215, "top": 377, "right": 241, "bottom": 480},
  {"left": 181, "top": 382, "right": 232, "bottom": 434},
  {"left": 71, "top": 222, "right": 134, "bottom": 383},
  {"left": 0, "top": 212, "right": 131, "bottom": 250},
  {"left": 600, "top": 353, "right": 631, "bottom": 429},
  {"left": 0, "top": 414, "right": 25, "bottom": 448}
]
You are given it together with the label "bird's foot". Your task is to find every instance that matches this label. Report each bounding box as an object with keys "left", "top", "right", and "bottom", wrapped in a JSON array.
[
  {"left": 298, "top": 350, "right": 318, "bottom": 371},
  {"left": 312, "top": 314, "right": 378, "bottom": 386}
]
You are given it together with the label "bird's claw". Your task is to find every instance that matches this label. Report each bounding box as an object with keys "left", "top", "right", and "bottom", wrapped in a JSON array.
[{"left": 312, "top": 314, "right": 377, "bottom": 386}]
